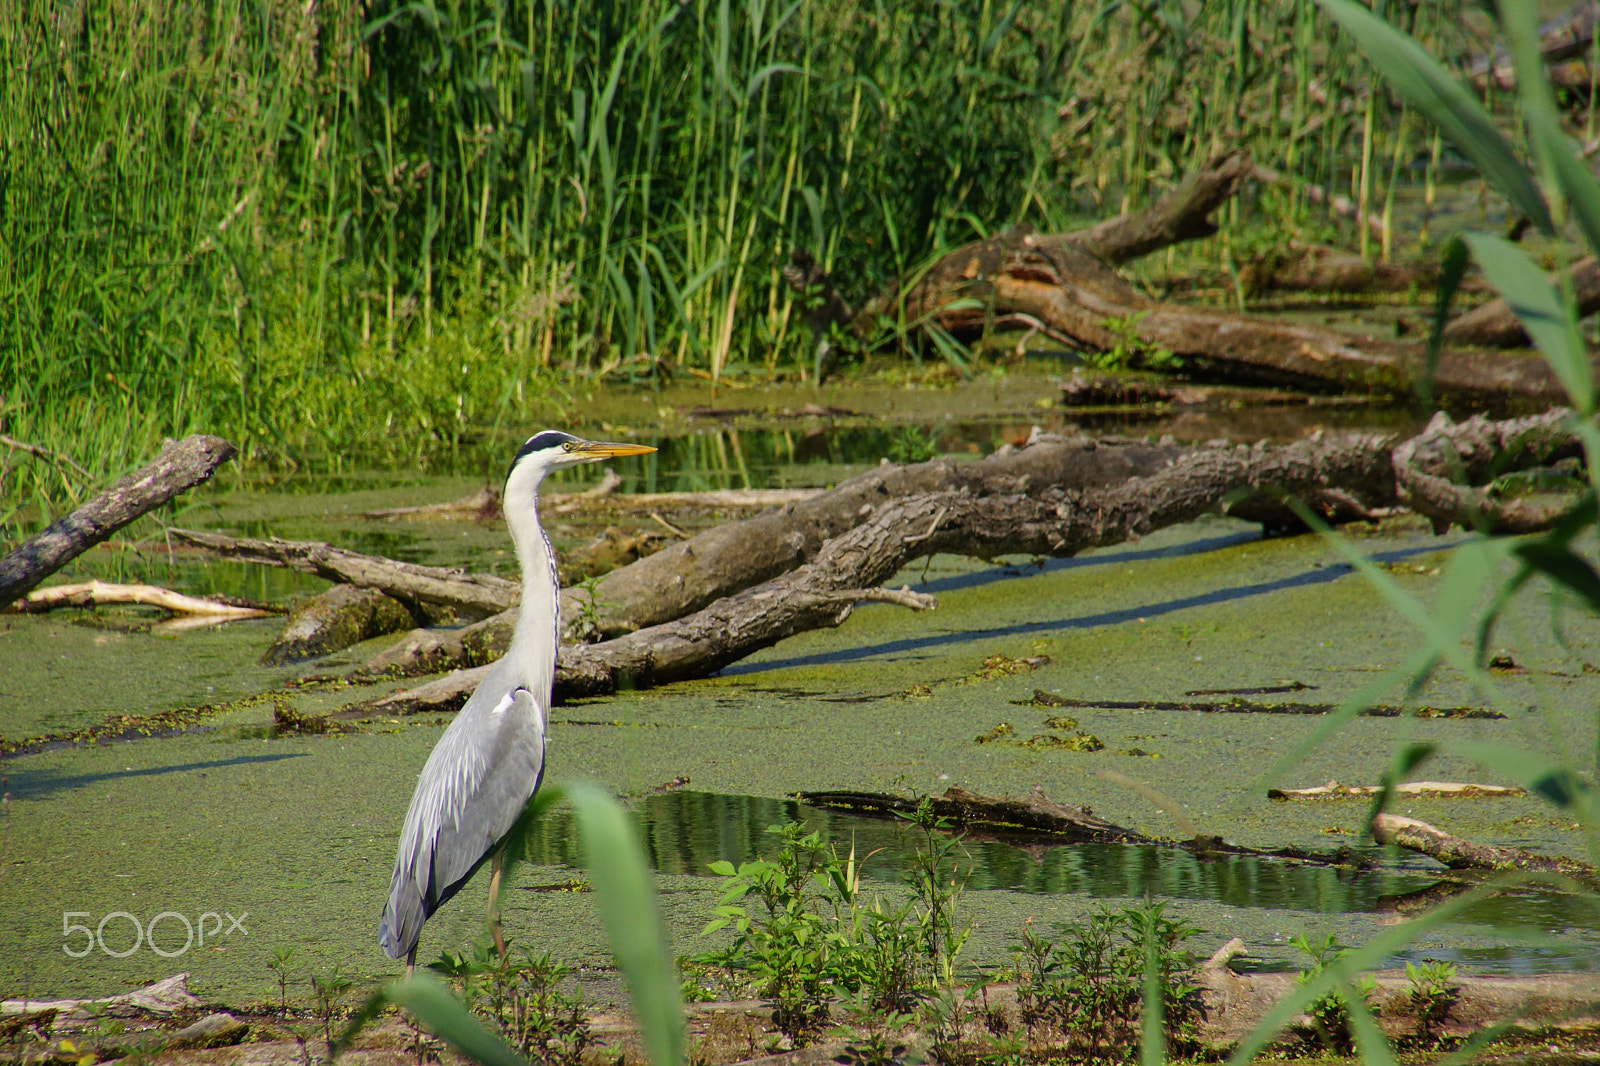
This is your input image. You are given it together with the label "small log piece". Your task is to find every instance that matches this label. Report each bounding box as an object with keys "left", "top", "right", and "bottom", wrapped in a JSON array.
[
  {"left": 9, "top": 580, "right": 275, "bottom": 619},
  {"left": 1372, "top": 813, "right": 1599, "bottom": 883},
  {"left": 1269, "top": 780, "right": 1526, "bottom": 801},
  {"left": 0, "top": 435, "right": 236, "bottom": 606},
  {"left": 263, "top": 585, "right": 418, "bottom": 664}
]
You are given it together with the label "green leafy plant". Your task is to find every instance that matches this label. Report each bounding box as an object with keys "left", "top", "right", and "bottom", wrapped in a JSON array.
[
  {"left": 899, "top": 799, "right": 972, "bottom": 990},
  {"left": 697, "top": 823, "right": 848, "bottom": 1043},
  {"left": 1403, "top": 959, "right": 1459, "bottom": 1047},
  {"left": 310, "top": 965, "right": 355, "bottom": 1042},
  {"left": 1291, "top": 934, "right": 1377, "bottom": 1054},
  {"left": 268, "top": 946, "right": 297, "bottom": 1015},
  {"left": 886, "top": 427, "right": 942, "bottom": 465},
  {"left": 1008, "top": 901, "right": 1199, "bottom": 1063},
  {"left": 1088, "top": 313, "right": 1180, "bottom": 373}
]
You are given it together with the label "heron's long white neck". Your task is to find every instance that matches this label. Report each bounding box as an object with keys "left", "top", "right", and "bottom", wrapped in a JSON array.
[{"left": 506, "top": 488, "right": 561, "bottom": 701}]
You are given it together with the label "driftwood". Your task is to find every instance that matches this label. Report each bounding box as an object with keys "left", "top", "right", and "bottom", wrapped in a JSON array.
[
  {"left": 167, "top": 528, "right": 518, "bottom": 616},
  {"left": 1443, "top": 256, "right": 1600, "bottom": 348},
  {"left": 263, "top": 585, "right": 418, "bottom": 664},
  {"left": 571, "top": 435, "right": 1188, "bottom": 639},
  {"left": 7, "top": 580, "right": 276, "bottom": 620},
  {"left": 1, "top": 974, "right": 201, "bottom": 1017},
  {"left": 1393, "top": 409, "right": 1584, "bottom": 532},
  {"left": 799, "top": 146, "right": 1583, "bottom": 400},
  {"left": 1269, "top": 780, "right": 1525, "bottom": 801},
  {"left": 0, "top": 435, "right": 236, "bottom": 606},
  {"left": 1372, "top": 813, "right": 1600, "bottom": 883},
  {"left": 1238, "top": 243, "right": 1438, "bottom": 295}
]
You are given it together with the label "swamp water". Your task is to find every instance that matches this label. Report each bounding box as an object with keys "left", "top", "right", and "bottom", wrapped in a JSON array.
[{"left": 2, "top": 373, "right": 1598, "bottom": 1005}]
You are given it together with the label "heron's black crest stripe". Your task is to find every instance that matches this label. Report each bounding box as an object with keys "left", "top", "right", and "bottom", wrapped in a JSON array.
[{"left": 508, "top": 430, "right": 580, "bottom": 482}]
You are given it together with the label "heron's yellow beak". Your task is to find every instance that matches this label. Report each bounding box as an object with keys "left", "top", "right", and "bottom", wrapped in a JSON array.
[{"left": 571, "top": 440, "right": 656, "bottom": 459}]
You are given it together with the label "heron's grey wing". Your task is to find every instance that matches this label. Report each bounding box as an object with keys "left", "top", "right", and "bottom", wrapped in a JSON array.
[{"left": 378, "top": 679, "right": 546, "bottom": 959}]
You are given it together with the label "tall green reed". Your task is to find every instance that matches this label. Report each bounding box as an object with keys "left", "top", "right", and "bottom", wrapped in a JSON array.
[{"left": 2, "top": 0, "right": 1474, "bottom": 492}]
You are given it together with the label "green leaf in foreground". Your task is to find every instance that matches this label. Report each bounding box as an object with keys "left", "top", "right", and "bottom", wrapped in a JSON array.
[
  {"left": 1313, "top": 0, "right": 1551, "bottom": 234},
  {"left": 566, "top": 781, "right": 685, "bottom": 1066},
  {"left": 1460, "top": 233, "right": 1592, "bottom": 407},
  {"left": 383, "top": 975, "right": 528, "bottom": 1066}
]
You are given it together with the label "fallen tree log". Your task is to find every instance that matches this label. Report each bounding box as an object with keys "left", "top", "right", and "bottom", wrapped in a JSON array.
[
  {"left": 912, "top": 232, "right": 1575, "bottom": 405},
  {"left": 7, "top": 580, "right": 276, "bottom": 620},
  {"left": 167, "top": 528, "right": 518, "bottom": 616},
  {"left": 0, "top": 435, "right": 236, "bottom": 606},
  {"left": 1471, "top": 2, "right": 1600, "bottom": 94},
  {"left": 1372, "top": 813, "right": 1600, "bottom": 884},
  {"left": 350, "top": 428, "right": 1405, "bottom": 710},
  {"left": 1025, "top": 690, "right": 1505, "bottom": 720},
  {"left": 1393, "top": 409, "right": 1584, "bottom": 532},
  {"left": 570, "top": 435, "right": 1188, "bottom": 639},
  {"left": 178, "top": 437, "right": 1189, "bottom": 645},
  {"left": 351, "top": 411, "right": 1588, "bottom": 692}
]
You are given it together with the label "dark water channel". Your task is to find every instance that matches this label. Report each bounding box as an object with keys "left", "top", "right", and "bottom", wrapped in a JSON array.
[{"left": 520, "top": 791, "right": 1599, "bottom": 974}]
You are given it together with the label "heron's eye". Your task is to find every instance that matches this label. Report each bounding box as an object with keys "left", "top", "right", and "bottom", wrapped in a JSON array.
[{"left": 561, "top": 442, "right": 575, "bottom": 452}]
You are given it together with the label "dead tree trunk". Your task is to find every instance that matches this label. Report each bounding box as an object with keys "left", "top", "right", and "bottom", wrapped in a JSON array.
[
  {"left": 0, "top": 435, "right": 236, "bottom": 607},
  {"left": 907, "top": 233, "right": 1575, "bottom": 406},
  {"left": 1443, "top": 257, "right": 1600, "bottom": 348},
  {"left": 349, "top": 410, "right": 1587, "bottom": 695}
]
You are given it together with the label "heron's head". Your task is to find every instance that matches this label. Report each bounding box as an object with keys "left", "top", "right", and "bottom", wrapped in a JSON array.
[{"left": 505, "top": 431, "right": 656, "bottom": 499}]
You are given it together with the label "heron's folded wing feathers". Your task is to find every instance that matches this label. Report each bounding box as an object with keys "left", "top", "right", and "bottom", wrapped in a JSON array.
[{"left": 379, "top": 682, "right": 546, "bottom": 957}]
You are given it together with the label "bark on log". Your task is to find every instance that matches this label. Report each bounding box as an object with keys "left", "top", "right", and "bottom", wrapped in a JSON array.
[
  {"left": 0, "top": 435, "right": 236, "bottom": 606},
  {"left": 1471, "top": 2, "right": 1600, "bottom": 93},
  {"left": 801, "top": 786, "right": 1140, "bottom": 843},
  {"left": 1443, "top": 257, "right": 1600, "bottom": 348},
  {"left": 1372, "top": 813, "right": 1599, "bottom": 884},
  {"left": 1392, "top": 409, "right": 1585, "bottom": 533},
  {"left": 1238, "top": 243, "right": 1437, "bottom": 295},
  {"left": 347, "top": 428, "right": 1406, "bottom": 712},
  {"left": 7, "top": 580, "right": 275, "bottom": 619},
  {"left": 167, "top": 528, "right": 518, "bottom": 616},
  {"left": 1026, "top": 690, "right": 1504, "bottom": 720}
]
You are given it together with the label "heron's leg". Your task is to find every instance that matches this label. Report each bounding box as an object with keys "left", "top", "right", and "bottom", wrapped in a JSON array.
[
  {"left": 487, "top": 849, "right": 506, "bottom": 959},
  {"left": 405, "top": 946, "right": 416, "bottom": 980}
]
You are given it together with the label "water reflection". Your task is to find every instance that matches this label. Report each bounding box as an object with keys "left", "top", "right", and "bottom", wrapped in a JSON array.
[{"left": 517, "top": 790, "right": 1596, "bottom": 947}]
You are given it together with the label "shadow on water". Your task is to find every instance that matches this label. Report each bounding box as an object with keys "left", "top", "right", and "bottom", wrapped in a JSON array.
[
  {"left": 726, "top": 541, "right": 1457, "bottom": 674},
  {"left": 516, "top": 790, "right": 1599, "bottom": 972},
  {"left": 3, "top": 753, "right": 308, "bottom": 800}
]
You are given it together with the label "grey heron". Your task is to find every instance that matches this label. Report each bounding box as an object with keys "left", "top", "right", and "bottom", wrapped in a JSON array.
[{"left": 378, "top": 431, "right": 656, "bottom": 969}]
